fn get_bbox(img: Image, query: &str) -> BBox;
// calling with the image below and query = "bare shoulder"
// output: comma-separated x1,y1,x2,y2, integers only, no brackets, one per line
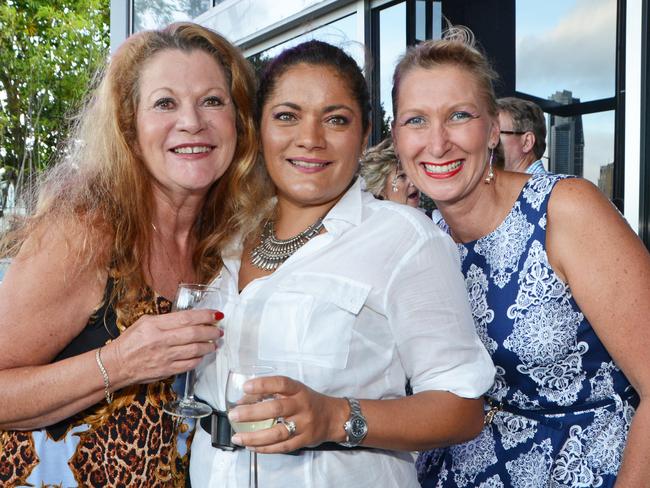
548,177,619,221
546,177,638,255
546,175,649,297
0,217,109,368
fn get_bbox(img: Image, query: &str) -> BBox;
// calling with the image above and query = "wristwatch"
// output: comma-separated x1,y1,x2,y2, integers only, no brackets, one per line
341,397,368,447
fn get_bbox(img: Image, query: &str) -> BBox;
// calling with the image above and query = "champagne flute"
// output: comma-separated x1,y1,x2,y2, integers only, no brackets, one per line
226,365,276,488
163,283,219,418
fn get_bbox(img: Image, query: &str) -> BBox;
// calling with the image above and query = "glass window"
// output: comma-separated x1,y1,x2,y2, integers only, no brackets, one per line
547,108,615,198
432,1,442,40
259,15,358,62
249,14,359,80
379,2,406,136
416,0,426,42
516,0,617,195
132,0,212,33
585,111,615,199
415,0,442,43
515,0,616,102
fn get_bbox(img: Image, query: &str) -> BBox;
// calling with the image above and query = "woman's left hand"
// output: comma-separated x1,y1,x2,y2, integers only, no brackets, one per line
228,375,346,453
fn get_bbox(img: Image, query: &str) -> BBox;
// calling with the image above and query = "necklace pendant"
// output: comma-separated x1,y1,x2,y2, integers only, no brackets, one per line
250,218,324,271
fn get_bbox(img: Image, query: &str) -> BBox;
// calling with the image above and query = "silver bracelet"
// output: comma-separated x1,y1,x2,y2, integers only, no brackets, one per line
95,347,114,404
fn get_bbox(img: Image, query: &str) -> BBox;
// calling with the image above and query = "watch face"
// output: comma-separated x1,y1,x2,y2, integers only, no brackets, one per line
351,416,367,437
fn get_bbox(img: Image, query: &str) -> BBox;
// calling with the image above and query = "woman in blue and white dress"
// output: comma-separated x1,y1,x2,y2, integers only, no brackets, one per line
391,26,650,487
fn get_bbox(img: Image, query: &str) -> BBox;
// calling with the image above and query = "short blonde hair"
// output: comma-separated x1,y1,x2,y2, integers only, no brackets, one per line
392,25,499,119
359,138,398,198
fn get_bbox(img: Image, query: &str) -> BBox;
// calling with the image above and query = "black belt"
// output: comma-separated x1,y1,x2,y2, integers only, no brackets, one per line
199,409,366,455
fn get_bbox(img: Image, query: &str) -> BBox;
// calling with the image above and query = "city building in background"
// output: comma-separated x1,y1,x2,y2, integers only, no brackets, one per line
599,162,616,197
110,0,650,247
548,90,585,176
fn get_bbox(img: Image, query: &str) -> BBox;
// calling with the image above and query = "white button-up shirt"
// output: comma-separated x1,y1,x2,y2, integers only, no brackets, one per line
191,179,495,488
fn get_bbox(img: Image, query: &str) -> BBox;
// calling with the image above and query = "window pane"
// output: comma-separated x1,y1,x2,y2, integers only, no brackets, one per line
416,0,426,42
415,1,443,43
586,111,615,199
248,14,359,90
261,14,358,62
132,0,212,32
379,2,406,135
432,1,442,39
548,108,614,198
516,0,616,102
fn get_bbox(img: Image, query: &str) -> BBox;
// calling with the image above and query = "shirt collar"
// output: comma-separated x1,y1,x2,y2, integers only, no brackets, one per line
322,177,364,233
526,159,547,174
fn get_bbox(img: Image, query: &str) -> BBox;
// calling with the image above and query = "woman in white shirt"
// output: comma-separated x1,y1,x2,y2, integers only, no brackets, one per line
191,40,495,488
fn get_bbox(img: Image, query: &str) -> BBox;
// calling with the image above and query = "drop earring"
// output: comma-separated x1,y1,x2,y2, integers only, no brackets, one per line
484,147,495,184
392,159,401,192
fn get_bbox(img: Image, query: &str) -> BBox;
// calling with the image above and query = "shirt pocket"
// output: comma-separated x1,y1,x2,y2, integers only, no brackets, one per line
258,273,371,370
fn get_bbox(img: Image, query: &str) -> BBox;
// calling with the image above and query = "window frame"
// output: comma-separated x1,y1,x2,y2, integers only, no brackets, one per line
641,0,650,246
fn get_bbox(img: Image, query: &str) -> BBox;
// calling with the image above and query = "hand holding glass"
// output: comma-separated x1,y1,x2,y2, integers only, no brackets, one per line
162,283,219,418
226,365,276,488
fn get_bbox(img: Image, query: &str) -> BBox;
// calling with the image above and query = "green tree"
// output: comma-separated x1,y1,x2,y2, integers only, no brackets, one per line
0,0,109,214
248,51,271,79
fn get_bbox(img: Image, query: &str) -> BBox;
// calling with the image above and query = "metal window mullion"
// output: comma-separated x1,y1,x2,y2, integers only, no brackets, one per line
641,0,650,247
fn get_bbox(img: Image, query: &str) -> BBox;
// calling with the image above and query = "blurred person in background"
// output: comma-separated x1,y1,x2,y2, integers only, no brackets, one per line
359,138,421,208
497,96,548,174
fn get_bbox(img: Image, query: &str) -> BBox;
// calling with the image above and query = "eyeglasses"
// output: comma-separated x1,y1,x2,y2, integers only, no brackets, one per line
500,130,526,135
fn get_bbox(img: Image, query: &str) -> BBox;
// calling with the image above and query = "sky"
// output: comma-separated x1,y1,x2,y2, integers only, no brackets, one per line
516,0,616,184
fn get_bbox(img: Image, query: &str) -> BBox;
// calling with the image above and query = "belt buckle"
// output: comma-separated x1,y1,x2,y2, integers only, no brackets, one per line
484,397,502,426
210,411,237,451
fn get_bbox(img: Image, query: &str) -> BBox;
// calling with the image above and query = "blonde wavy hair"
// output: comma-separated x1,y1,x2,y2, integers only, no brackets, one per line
358,138,398,198
1,22,269,319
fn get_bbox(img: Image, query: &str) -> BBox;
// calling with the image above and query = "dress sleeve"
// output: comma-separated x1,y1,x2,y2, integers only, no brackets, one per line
385,231,495,398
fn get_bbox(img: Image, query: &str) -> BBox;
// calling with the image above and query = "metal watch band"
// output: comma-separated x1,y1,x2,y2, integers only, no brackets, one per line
341,397,368,447
347,397,362,416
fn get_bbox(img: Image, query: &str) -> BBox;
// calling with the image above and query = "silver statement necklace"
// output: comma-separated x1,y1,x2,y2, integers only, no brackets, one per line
250,218,324,271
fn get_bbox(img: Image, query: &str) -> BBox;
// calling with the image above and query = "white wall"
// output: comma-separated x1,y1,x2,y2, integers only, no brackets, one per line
625,0,642,232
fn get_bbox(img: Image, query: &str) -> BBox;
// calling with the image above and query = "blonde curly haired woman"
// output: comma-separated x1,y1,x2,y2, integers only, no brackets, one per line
359,138,420,208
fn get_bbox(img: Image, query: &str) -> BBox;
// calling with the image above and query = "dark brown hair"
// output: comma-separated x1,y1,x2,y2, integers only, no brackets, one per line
257,40,371,133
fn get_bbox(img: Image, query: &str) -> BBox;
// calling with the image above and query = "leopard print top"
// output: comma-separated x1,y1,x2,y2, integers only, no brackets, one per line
0,281,194,487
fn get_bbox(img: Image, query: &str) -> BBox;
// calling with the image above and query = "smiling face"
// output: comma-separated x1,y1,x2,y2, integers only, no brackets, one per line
260,63,369,213
136,48,237,201
392,65,500,207
382,168,420,208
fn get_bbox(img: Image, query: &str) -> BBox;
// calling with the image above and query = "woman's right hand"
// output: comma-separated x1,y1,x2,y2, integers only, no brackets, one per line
107,309,224,388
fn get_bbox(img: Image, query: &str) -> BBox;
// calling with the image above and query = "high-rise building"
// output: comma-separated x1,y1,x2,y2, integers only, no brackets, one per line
548,90,585,177
598,162,615,198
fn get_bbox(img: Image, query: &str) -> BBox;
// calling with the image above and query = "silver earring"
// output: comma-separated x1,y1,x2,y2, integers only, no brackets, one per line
484,148,495,184
392,159,402,192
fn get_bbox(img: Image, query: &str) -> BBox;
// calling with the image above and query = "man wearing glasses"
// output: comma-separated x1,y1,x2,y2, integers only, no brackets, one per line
497,97,548,174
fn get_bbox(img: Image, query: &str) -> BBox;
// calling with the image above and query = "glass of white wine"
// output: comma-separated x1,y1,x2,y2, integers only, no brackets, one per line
163,283,219,419
226,364,276,488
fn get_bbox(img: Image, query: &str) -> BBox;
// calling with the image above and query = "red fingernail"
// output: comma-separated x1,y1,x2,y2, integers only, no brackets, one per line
214,311,225,321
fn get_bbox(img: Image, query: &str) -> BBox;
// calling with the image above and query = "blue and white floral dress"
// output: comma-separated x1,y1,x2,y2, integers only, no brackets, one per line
418,173,638,488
